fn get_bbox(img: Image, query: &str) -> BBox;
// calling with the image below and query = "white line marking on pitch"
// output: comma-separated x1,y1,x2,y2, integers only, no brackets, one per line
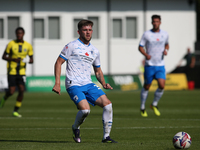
0,117,200,121
0,126,199,131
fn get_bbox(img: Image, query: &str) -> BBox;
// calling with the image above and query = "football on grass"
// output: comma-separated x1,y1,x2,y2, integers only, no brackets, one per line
173,131,192,149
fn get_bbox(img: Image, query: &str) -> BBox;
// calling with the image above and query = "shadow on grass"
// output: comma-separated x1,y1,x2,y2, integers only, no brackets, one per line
0,140,71,143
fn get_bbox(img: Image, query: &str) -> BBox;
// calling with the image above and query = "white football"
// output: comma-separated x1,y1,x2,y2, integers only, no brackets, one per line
173,131,192,149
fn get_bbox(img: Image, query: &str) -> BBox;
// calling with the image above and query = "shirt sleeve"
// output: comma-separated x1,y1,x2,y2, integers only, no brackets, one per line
59,44,73,61
165,33,169,45
93,51,101,68
139,33,146,47
28,43,34,56
5,41,13,54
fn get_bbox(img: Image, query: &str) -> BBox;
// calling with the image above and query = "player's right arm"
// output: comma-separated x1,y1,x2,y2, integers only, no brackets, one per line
2,42,21,62
2,51,21,62
138,32,151,60
52,44,71,94
52,56,65,95
27,43,34,64
138,46,151,60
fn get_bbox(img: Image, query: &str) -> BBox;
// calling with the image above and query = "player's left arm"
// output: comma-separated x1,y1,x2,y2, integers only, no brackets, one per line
28,44,34,64
93,67,113,90
163,43,169,56
163,33,169,55
28,55,33,64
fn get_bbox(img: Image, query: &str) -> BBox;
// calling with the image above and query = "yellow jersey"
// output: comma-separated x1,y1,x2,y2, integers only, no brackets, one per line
5,40,33,75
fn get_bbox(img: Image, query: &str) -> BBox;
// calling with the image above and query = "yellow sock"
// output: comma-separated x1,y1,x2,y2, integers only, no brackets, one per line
15,101,22,107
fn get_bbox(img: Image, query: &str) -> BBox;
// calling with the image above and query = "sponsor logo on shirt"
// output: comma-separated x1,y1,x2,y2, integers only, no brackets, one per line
80,54,93,63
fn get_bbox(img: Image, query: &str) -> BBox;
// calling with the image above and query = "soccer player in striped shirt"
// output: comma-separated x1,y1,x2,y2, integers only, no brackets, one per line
0,27,33,117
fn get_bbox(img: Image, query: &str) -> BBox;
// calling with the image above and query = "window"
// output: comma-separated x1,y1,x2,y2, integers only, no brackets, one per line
0,16,20,39
113,19,122,38
8,17,19,39
34,16,60,39
0,19,3,38
126,17,137,39
88,17,99,39
73,17,99,39
74,18,82,38
34,19,44,38
112,17,137,39
48,17,60,39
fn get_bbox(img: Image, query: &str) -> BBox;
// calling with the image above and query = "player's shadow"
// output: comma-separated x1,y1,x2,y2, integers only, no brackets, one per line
0,139,71,143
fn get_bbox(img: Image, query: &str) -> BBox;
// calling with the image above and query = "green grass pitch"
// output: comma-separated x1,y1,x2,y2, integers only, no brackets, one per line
0,90,199,150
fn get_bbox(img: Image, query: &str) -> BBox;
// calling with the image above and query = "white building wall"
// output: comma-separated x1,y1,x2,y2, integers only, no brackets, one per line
0,0,196,77
110,11,144,74
109,0,144,74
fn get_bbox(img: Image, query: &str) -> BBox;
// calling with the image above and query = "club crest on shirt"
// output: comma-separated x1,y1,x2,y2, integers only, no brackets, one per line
73,95,78,101
90,49,96,57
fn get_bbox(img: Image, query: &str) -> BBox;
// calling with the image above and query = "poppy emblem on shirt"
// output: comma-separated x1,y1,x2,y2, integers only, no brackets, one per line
156,38,159,41
85,52,89,56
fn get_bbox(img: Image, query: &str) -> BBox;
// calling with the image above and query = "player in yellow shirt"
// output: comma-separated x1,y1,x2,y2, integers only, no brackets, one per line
0,27,33,117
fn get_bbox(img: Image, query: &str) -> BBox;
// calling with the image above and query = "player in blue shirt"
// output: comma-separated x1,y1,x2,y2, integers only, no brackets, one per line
138,15,169,117
52,20,117,143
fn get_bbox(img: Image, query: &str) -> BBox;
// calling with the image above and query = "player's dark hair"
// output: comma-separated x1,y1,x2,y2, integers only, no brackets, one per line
78,19,93,30
15,27,25,34
151,15,161,21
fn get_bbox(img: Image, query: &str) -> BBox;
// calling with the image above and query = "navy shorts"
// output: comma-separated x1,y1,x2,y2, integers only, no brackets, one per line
8,75,26,87
144,66,166,85
67,83,105,106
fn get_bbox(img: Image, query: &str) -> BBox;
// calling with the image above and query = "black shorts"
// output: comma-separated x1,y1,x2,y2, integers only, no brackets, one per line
8,75,26,87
